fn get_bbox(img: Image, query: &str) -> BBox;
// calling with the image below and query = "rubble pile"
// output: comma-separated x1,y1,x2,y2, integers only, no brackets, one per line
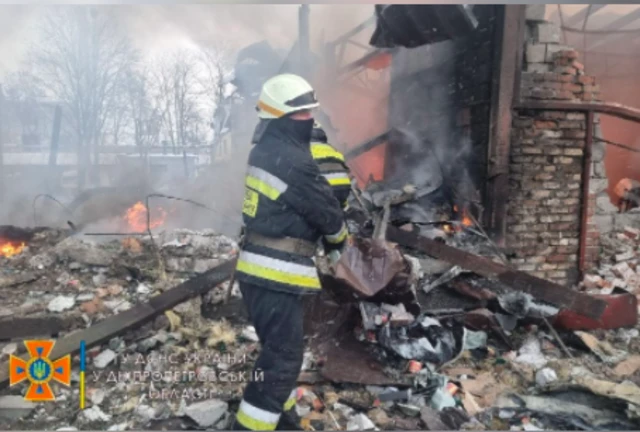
1,214,640,431
0,228,238,325
582,226,640,296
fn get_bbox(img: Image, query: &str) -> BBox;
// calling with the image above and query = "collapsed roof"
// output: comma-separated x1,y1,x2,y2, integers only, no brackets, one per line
370,5,479,49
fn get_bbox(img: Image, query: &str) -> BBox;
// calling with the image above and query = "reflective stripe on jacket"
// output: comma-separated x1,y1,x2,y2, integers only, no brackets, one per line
310,142,351,209
236,128,347,295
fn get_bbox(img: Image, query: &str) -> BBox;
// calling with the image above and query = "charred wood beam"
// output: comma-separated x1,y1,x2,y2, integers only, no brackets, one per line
486,5,525,245
0,315,83,341
0,259,237,390
344,130,390,161
386,225,607,320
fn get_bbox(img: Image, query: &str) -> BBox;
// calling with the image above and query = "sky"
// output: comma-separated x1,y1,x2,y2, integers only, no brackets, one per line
2,4,638,78
0,4,374,78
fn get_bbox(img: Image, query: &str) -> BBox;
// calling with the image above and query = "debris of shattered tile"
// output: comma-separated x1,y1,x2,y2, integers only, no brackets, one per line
93,349,117,369
47,295,76,312
575,331,627,364
347,413,377,431
534,368,558,387
79,406,111,423
463,330,488,351
514,335,547,369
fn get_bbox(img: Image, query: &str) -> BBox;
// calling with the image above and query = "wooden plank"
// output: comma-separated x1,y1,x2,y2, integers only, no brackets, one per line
344,131,390,161
0,316,81,341
0,259,236,390
386,226,607,320
485,5,525,245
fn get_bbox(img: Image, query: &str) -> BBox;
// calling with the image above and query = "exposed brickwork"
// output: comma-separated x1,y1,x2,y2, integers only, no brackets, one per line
508,19,601,286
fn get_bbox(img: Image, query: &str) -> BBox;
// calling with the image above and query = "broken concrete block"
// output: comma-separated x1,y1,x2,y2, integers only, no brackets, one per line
593,215,614,235
613,262,635,281
533,22,561,44
93,349,117,369
596,195,618,214
54,238,113,267
590,179,609,195
47,296,76,313
347,413,376,431
612,279,627,289
616,250,636,263
583,274,603,290
625,227,640,240
525,43,546,64
545,44,572,62
79,406,111,423
184,399,228,427
526,63,551,73
525,4,546,22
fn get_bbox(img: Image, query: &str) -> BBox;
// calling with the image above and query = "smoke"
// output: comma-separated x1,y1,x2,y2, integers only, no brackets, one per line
384,39,476,208
0,4,373,234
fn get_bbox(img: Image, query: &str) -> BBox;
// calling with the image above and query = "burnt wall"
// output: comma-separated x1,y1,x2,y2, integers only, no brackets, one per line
385,5,499,214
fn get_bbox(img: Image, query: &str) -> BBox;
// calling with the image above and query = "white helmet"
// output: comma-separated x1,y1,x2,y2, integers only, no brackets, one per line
256,74,319,119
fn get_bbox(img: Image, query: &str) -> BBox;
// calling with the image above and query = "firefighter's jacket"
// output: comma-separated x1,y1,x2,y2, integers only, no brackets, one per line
310,127,351,210
236,123,348,295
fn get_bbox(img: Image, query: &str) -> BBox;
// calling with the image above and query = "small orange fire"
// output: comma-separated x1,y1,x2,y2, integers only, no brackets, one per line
0,240,26,258
123,201,167,232
444,206,474,234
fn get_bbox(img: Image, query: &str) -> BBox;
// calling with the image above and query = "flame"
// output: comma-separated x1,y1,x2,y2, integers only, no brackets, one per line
461,210,473,227
0,240,26,258
123,201,167,232
445,205,474,234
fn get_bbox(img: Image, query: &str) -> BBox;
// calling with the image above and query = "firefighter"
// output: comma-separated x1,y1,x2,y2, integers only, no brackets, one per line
232,73,348,431
310,122,352,210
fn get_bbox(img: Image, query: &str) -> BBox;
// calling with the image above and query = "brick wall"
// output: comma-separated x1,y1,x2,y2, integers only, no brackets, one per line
507,11,602,286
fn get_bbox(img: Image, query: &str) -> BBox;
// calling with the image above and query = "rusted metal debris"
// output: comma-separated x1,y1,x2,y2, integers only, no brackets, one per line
0,259,236,390
315,334,411,387
386,225,607,320
552,290,638,330
331,237,407,298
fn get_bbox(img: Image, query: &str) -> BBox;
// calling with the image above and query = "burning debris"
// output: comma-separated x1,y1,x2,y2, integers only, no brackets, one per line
0,240,26,258
122,201,168,232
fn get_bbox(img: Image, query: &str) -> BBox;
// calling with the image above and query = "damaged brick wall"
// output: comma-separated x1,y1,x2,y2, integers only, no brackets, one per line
508,9,604,286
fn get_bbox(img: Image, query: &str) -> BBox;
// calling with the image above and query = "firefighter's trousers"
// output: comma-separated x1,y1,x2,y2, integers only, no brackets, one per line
232,282,304,431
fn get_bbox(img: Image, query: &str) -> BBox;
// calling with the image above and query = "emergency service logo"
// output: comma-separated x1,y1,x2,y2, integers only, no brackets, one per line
9,340,71,401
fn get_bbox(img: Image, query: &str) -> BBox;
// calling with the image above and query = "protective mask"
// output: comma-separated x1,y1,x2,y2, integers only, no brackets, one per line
270,117,314,144
288,118,314,144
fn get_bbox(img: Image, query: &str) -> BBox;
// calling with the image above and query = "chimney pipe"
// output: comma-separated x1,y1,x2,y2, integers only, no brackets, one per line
299,4,310,79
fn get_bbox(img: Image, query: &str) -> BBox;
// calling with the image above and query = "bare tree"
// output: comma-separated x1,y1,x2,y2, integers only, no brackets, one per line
3,70,47,148
123,67,161,164
28,6,138,189
198,43,234,164
148,50,204,154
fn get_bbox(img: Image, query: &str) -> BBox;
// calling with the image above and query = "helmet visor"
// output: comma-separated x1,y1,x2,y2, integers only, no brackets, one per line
284,91,318,108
